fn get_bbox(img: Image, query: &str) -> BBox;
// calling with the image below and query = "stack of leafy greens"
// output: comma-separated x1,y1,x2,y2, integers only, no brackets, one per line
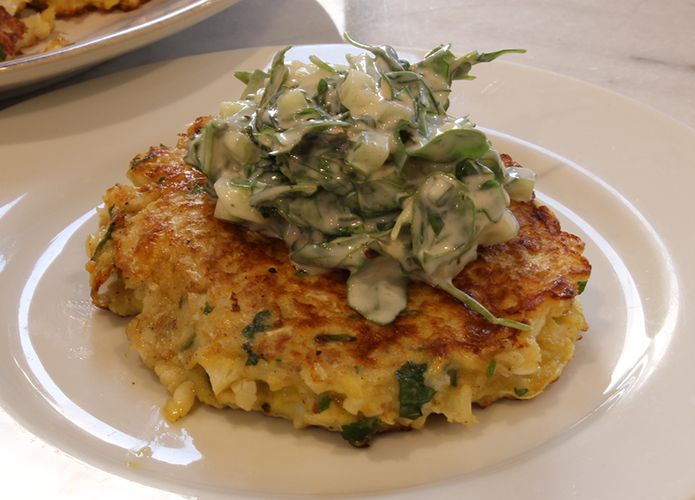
185,36,535,329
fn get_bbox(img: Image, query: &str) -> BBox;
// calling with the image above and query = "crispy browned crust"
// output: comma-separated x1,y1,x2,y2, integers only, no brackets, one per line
87,143,591,371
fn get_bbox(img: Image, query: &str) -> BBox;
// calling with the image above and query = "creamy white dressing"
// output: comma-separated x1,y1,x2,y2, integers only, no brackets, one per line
185,39,534,329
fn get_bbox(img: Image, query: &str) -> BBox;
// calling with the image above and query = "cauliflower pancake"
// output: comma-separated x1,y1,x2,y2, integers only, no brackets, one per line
86,140,590,446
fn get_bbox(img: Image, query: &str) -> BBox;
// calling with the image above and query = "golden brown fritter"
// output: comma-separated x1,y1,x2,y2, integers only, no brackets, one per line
86,138,591,445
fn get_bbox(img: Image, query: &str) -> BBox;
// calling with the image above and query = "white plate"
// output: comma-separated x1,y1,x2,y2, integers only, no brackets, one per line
1,45,693,499
0,0,239,94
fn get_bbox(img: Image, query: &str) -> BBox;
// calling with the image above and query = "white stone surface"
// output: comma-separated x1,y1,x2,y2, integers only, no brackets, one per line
5,0,694,128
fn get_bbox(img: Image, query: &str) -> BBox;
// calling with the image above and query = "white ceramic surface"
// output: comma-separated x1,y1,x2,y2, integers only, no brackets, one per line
0,0,239,93
0,45,693,499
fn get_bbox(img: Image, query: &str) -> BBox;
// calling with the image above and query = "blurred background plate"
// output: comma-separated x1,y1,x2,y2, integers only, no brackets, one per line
0,0,239,95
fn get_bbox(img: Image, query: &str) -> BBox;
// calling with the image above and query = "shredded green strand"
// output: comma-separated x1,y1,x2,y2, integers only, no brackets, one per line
187,37,529,329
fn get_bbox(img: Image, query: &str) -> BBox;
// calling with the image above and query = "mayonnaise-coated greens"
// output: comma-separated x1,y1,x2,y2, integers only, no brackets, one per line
185,36,532,328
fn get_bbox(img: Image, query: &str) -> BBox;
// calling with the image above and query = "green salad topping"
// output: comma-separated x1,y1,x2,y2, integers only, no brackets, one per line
185,36,535,328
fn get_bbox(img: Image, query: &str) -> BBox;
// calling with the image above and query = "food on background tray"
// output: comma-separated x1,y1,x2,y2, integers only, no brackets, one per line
0,0,149,61
86,38,591,446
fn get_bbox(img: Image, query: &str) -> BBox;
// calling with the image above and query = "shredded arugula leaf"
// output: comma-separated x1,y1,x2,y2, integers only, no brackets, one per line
91,207,115,261
486,359,497,378
189,37,530,330
309,55,337,74
234,71,252,84
203,302,214,315
577,280,588,294
514,387,528,397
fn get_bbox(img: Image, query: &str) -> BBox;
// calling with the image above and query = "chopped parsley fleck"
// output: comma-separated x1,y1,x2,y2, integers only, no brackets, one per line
91,209,115,261
180,334,196,351
486,359,497,378
447,368,458,387
314,333,357,344
340,417,380,447
242,310,272,340
577,280,588,294
243,342,262,365
203,302,214,315
241,310,272,365
317,393,332,413
514,387,528,397
395,362,436,420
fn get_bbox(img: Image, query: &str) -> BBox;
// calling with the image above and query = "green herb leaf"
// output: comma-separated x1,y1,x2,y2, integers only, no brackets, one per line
316,78,328,102
514,387,528,397
343,33,405,72
406,128,490,163
180,334,196,352
91,209,115,261
309,55,336,74
577,280,588,294
447,368,458,387
428,213,444,236
242,310,272,340
395,362,436,420
0,44,6,61
486,359,497,378
317,393,332,412
449,49,526,81
203,302,214,315
437,279,531,331
314,334,357,344
234,71,252,84
241,310,272,365
243,342,262,365
239,69,269,98
259,45,291,110
340,417,381,447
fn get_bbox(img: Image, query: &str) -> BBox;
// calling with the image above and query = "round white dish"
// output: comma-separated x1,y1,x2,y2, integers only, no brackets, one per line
0,45,693,499
0,0,239,94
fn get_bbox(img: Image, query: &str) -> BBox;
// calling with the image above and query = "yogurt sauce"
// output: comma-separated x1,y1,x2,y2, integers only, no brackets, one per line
185,37,533,328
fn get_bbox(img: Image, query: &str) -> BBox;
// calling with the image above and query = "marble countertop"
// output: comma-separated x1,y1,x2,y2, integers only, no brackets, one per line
4,0,695,129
